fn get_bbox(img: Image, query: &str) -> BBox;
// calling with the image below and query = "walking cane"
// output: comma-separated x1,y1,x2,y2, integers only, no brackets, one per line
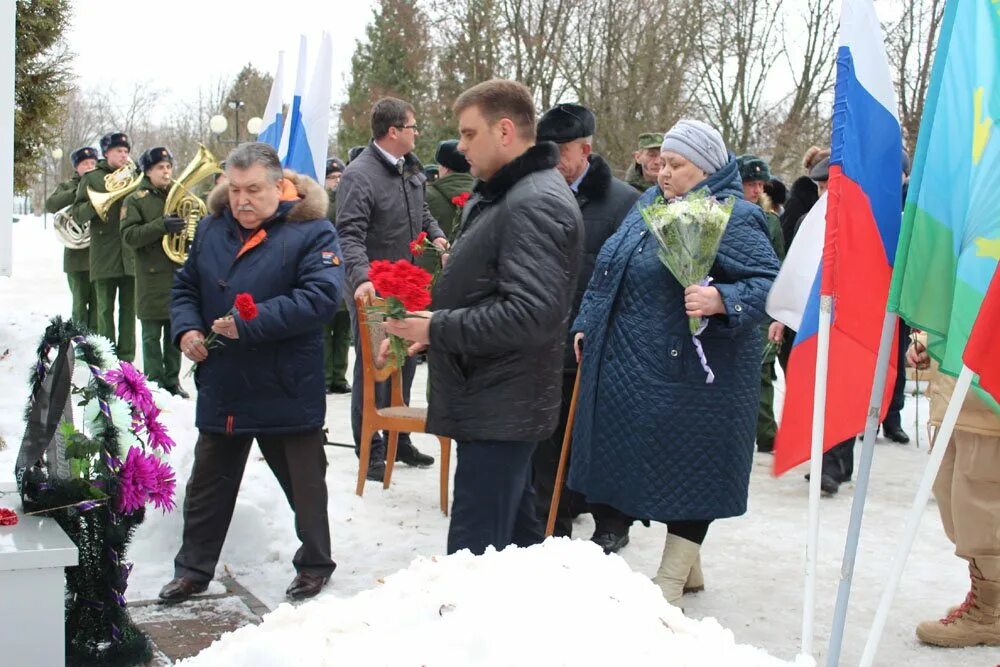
546,367,582,537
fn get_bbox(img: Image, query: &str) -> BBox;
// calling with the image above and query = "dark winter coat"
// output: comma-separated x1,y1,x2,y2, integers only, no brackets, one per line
73,159,136,280
426,171,475,241
563,154,639,369
45,175,89,273
335,141,446,292
780,176,819,251
120,177,176,320
426,143,584,442
567,157,780,521
171,170,344,435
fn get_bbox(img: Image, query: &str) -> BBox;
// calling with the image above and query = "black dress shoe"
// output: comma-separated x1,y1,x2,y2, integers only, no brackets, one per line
396,442,434,467
158,577,209,604
883,425,910,444
163,384,191,399
366,459,386,482
820,473,841,495
328,382,351,394
286,572,329,600
591,529,630,554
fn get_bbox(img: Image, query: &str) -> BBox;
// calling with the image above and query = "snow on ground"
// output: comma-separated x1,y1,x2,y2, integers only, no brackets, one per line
178,539,803,667
0,217,992,665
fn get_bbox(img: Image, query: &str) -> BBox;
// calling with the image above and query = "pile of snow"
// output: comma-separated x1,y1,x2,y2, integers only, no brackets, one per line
181,539,802,667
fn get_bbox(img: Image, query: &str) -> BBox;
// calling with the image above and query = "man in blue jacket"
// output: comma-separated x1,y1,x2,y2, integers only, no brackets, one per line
161,143,344,602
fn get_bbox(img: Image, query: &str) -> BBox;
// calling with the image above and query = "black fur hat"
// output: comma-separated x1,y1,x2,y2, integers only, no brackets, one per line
325,156,346,175
537,103,596,144
138,146,173,173
71,146,99,167
99,132,131,155
347,145,365,164
434,140,470,173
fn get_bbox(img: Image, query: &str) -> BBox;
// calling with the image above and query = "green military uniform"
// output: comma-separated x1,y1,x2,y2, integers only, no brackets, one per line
626,132,664,193
45,175,96,329
425,171,475,243
120,177,181,389
323,188,351,390
73,160,136,361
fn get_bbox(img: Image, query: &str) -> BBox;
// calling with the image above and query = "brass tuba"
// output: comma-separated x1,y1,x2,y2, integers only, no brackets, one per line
53,206,90,249
162,144,222,265
87,158,143,222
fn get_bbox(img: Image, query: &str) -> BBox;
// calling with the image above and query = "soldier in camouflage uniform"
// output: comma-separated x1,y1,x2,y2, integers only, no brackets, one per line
736,154,786,453
45,146,99,329
624,132,664,192
72,132,137,362
120,147,189,397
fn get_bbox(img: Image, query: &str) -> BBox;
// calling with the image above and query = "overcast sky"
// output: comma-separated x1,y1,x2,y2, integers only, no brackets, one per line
67,0,376,124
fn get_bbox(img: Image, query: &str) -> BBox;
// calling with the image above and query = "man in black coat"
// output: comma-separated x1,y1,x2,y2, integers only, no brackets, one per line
336,97,448,481
162,143,343,602
532,103,639,553
384,80,584,555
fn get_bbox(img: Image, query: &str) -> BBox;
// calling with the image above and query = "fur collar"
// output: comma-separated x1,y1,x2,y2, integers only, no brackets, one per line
474,142,560,201
207,169,328,222
576,154,613,200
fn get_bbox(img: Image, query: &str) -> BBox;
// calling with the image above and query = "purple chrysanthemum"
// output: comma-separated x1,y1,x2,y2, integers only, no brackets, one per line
104,362,155,418
115,447,176,514
143,406,176,453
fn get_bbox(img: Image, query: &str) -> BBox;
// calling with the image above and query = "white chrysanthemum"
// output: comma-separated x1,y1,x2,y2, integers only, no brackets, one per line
83,396,142,451
84,334,119,369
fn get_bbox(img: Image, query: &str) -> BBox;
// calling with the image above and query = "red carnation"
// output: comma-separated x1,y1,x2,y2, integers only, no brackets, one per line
409,231,429,256
451,192,471,208
370,259,432,312
0,508,17,526
234,292,259,320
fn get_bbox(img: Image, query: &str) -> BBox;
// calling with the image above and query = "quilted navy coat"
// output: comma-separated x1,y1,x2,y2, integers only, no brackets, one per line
171,171,344,435
567,158,779,521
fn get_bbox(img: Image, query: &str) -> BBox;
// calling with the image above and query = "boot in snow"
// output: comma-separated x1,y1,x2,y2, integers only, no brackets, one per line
916,559,1000,648
652,534,701,606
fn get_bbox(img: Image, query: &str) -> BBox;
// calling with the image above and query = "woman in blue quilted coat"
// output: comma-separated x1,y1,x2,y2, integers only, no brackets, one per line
568,120,779,605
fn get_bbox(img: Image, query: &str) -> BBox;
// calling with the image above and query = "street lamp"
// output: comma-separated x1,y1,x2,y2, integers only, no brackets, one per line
246,116,263,136
210,100,260,145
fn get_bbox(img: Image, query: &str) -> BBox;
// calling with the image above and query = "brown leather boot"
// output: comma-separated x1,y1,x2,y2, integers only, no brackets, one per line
916,561,1000,648
158,577,209,604
286,571,329,600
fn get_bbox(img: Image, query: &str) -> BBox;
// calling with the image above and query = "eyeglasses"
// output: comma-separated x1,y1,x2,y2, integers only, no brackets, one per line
395,124,419,132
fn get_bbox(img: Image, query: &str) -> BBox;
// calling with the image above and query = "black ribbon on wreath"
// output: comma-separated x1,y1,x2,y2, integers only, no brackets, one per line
15,318,152,666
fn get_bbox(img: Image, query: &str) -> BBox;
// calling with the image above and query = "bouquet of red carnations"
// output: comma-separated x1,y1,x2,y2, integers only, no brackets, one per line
367,259,433,366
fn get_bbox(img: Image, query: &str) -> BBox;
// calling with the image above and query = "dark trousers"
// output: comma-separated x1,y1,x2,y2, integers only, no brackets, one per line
140,319,180,388
323,302,351,387
823,437,856,483
668,520,712,545
882,322,911,431
93,276,136,362
448,440,545,555
67,270,96,330
173,429,335,582
348,300,416,454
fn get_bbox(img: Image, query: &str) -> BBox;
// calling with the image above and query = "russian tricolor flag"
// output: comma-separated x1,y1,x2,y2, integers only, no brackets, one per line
256,51,286,150
772,0,903,475
279,33,332,183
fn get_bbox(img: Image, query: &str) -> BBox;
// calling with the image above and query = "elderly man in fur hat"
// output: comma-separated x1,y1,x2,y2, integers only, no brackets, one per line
163,142,344,602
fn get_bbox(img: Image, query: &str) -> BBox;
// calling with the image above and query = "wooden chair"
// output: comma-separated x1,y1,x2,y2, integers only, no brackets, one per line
354,296,452,515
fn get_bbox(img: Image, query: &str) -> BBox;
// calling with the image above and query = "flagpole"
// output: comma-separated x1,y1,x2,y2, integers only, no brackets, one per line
801,294,833,659
859,364,975,667
825,311,897,666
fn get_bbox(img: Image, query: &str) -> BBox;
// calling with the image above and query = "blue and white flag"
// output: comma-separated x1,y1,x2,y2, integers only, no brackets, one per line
277,35,307,166
280,33,332,182
256,51,286,150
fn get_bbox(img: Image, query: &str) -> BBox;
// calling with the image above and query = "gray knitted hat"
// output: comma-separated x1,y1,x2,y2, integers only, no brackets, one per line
660,119,728,175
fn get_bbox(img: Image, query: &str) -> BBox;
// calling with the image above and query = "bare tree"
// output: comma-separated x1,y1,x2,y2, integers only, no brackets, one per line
886,0,945,153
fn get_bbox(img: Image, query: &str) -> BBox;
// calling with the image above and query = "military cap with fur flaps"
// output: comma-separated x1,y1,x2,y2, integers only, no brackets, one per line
537,103,596,144
99,132,130,155
325,157,346,175
434,140,470,173
736,154,772,182
71,147,99,167
139,147,174,173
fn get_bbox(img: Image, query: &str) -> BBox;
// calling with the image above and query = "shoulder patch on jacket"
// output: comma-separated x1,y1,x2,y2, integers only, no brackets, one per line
321,250,340,266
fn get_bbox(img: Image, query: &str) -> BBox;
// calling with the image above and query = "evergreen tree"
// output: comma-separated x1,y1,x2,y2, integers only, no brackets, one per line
218,64,273,142
14,0,72,192
338,0,443,161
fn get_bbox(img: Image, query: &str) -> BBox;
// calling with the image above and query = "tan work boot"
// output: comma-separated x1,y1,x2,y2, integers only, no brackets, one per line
684,552,705,594
916,561,1000,648
652,534,701,606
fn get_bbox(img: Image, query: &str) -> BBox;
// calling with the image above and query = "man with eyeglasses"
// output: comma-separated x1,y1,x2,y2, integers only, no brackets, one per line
336,97,448,482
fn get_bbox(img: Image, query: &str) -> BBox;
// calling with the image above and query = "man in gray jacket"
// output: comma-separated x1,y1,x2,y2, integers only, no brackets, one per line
336,97,448,481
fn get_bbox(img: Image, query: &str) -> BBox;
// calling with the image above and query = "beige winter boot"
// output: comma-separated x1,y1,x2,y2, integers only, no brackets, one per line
684,552,705,594
916,560,1000,648
652,534,702,606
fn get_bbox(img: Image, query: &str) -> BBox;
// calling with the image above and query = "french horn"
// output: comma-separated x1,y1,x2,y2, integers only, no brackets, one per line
53,206,90,249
